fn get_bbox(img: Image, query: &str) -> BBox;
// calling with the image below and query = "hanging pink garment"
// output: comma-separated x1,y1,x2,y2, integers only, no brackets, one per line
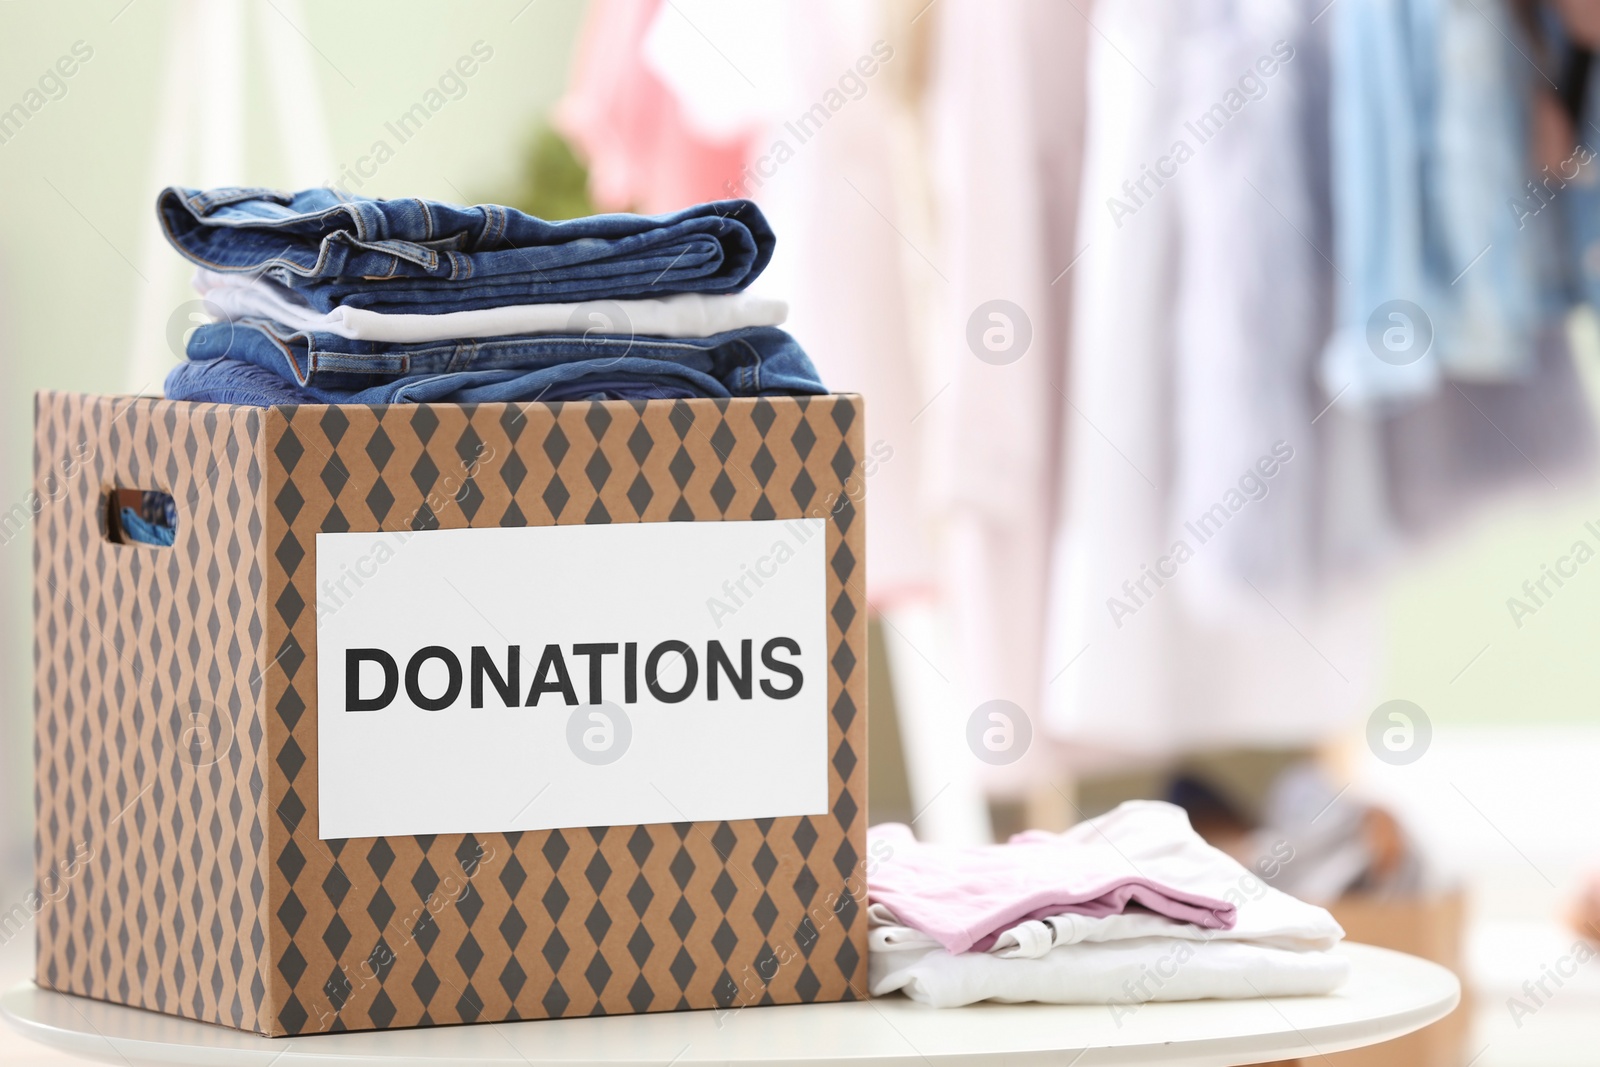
752,2,939,608
924,0,1088,787
553,0,754,214
564,0,940,608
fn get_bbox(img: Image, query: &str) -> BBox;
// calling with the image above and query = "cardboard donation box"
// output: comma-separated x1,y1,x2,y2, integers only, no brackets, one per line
33,391,868,1035
1324,891,1470,1067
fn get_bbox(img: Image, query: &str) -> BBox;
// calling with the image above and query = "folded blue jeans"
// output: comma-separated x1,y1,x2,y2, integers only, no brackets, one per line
157,187,775,313
186,319,825,397
164,347,825,406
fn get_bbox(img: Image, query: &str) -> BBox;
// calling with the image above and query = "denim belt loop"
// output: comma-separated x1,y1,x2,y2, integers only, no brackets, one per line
344,199,387,242
479,204,508,250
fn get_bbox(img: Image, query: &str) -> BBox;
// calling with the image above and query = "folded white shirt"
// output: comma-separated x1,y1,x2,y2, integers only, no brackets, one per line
191,269,789,342
869,934,1351,1009
867,800,1347,1008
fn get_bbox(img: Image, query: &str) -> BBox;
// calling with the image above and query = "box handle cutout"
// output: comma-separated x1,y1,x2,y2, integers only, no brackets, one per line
106,489,178,547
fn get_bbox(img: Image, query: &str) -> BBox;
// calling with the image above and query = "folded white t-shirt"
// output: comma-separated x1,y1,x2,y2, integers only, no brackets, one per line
868,801,1345,959
192,269,789,342
870,935,1351,1009
866,800,1347,1008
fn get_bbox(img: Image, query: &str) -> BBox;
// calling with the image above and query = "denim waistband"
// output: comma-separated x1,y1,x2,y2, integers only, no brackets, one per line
158,186,776,313
186,318,826,397
162,352,798,407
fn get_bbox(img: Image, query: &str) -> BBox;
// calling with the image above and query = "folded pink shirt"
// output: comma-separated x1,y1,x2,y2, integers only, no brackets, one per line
868,801,1239,954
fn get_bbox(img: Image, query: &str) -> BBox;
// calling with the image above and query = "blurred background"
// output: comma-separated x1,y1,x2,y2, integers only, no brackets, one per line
5,0,1600,1063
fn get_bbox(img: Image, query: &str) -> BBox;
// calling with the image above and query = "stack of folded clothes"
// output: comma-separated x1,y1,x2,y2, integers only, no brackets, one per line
868,801,1348,1009
155,186,827,406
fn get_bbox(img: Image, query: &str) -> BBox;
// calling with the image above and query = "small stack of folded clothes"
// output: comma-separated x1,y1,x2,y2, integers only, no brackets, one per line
868,801,1348,1009
154,186,827,406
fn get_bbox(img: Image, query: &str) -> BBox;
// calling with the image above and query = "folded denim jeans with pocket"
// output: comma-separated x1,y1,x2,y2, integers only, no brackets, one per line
185,318,825,397
165,335,826,407
164,356,715,406
158,186,776,313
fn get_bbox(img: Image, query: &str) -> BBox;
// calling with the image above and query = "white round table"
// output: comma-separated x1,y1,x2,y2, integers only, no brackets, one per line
3,942,1458,1067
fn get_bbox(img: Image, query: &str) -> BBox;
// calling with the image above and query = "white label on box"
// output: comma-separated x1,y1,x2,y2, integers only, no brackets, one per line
314,519,829,839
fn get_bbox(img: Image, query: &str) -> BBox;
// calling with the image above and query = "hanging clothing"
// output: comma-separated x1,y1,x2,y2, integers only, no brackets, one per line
1323,0,1596,542
1043,0,1386,755
1042,0,1597,755
1381,322,1596,539
922,0,1087,781
1320,0,1568,406
741,0,942,606
1548,20,1600,312
553,0,755,214
555,0,945,606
